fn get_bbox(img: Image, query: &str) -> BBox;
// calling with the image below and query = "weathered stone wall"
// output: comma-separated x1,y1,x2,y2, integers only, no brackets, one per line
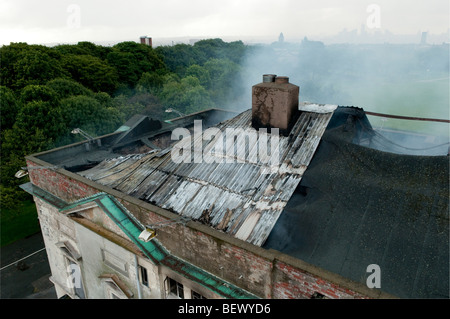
27,157,385,299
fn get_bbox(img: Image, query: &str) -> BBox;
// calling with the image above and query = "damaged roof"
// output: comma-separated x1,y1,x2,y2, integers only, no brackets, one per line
264,109,449,298
77,104,337,246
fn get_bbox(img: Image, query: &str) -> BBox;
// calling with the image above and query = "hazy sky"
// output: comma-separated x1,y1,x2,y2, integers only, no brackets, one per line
0,0,448,45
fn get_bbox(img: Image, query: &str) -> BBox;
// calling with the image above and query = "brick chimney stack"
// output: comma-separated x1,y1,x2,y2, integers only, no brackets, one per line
140,36,153,47
252,75,300,135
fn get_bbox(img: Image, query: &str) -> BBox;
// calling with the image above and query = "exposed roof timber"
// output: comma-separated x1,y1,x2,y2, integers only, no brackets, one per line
78,105,337,246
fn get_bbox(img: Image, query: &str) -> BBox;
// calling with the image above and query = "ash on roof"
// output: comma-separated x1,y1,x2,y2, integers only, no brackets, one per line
78,105,336,246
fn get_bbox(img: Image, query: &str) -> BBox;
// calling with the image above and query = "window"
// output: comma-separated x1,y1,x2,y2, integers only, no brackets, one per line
139,266,148,287
168,277,184,299
192,290,207,299
101,249,128,277
99,274,134,299
111,293,121,299
57,241,82,261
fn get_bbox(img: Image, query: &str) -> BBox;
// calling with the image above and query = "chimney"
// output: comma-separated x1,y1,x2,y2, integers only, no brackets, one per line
252,75,300,135
140,36,153,48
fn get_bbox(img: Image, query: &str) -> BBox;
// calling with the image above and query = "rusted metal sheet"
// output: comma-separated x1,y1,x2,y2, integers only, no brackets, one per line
78,105,336,246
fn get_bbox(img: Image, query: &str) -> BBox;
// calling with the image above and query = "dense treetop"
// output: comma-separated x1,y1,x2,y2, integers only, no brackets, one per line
0,39,250,208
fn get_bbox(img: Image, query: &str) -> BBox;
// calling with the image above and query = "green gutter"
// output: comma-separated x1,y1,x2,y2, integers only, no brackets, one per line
20,183,67,210
93,195,167,264
20,182,258,299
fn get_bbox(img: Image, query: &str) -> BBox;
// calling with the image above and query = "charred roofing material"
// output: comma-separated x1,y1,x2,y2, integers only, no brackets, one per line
263,112,449,298
77,105,338,246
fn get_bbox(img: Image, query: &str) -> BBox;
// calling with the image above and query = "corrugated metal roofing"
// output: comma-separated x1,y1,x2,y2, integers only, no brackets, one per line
78,106,337,246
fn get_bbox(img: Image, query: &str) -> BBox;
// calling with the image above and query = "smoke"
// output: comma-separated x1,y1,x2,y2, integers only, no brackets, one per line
230,39,449,155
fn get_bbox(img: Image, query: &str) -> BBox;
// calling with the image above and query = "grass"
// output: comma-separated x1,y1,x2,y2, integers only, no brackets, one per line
1,200,40,247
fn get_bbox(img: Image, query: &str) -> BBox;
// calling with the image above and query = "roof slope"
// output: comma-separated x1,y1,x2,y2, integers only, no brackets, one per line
78,105,337,246
263,116,449,298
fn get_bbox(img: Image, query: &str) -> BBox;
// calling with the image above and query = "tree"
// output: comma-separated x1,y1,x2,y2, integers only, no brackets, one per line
113,42,165,70
59,95,123,137
160,75,214,114
11,47,69,90
106,51,141,86
20,84,59,106
107,42,166,88
1,127,50,209
54,44,91,56
203,58,241,107
61,54,119,94
46,78,94,100
0,43,27,88
14,100,66,141
76,41,113,60
155,43,206,75
0,86,21,130
185,64,211,88
194,39,247,64
136,71,167,95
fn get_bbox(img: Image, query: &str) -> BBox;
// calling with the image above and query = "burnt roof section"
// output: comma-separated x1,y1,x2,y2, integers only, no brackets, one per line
36,108,237,171
76,104,338,246
263,109,449,298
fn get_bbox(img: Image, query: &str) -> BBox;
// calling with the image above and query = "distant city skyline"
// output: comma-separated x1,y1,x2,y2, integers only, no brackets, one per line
0,0,448,46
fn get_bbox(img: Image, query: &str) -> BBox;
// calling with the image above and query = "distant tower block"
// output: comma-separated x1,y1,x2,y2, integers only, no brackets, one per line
420,32,428,45
140,36,153,47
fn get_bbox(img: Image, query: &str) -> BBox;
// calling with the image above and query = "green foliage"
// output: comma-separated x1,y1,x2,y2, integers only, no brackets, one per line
194,38,247,64
156,43,206,74
113,42,165,70
0,185,22,211
46,78,94,99
15,100,65,140
0,86,21,129
160,75,214,114
137,71,167,95
0,127,49,209
20,84,59,106
185,64,211,88
106,51,141,86
12,47,69,90
0,43,68,90
0,42,29,88
61,54,119,94
59,95,123,137
107,42,166,88
112,92,165,121
203,58,241,107
155,39,248,76
53,44,91,56
0,39,249,233
1,199,39,246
